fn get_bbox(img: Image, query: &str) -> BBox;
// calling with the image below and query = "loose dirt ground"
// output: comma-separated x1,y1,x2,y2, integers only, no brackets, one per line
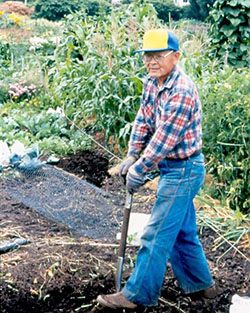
0,150,249,313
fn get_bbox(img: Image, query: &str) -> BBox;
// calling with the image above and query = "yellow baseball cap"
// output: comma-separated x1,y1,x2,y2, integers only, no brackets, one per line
134,29,179,53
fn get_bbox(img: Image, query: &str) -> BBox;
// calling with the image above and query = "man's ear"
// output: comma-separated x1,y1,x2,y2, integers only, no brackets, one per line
174,51,181,61
172,51,181,65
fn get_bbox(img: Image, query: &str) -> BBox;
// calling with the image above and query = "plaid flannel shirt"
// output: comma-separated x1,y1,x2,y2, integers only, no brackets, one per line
128,65,202,175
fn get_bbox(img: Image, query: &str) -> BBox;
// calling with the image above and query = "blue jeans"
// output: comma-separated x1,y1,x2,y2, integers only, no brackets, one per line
122,153,214,306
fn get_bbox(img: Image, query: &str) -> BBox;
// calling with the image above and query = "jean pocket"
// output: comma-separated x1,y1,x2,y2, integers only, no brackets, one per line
190,162,205,183
192,160,204,166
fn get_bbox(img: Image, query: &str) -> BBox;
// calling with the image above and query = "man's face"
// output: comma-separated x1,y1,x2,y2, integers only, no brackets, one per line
143,50,180,85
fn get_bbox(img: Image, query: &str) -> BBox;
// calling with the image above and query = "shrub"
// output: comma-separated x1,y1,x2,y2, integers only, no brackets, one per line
147,0,183,21
183,0,215,21
33,0,81,21
82,0,111,17
33,0,111,21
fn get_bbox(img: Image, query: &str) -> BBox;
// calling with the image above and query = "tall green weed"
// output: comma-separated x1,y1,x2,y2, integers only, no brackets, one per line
50,1,160,148
200,67,249,213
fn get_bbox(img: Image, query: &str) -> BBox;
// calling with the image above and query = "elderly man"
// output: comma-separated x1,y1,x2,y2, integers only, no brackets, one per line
97,29,216,309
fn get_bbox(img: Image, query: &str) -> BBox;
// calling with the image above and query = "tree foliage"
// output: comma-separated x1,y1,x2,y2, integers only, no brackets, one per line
33,0,111,21
121,0,184,21
81,0,111,17
184,0,215,21
32,0,215,22
146,0,183,21
33,0,80,21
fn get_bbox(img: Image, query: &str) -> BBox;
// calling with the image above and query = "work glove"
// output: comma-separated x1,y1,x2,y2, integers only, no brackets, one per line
119,156,137,183
126,166,145,194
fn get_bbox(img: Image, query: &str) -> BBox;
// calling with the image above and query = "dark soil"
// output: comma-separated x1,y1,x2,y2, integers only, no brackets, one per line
0,149,249,313
56,150,110,187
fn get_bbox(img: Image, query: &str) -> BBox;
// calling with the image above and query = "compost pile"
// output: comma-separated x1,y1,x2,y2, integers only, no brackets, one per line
0,150,249,313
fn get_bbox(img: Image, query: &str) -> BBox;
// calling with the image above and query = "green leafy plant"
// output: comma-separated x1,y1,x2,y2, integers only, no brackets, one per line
0,103,91,155
209,0,250,67
199,67,249,213
50,1,159,150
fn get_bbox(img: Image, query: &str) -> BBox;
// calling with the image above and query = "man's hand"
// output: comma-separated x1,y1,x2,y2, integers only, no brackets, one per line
119,156,137,183
126,166,145,194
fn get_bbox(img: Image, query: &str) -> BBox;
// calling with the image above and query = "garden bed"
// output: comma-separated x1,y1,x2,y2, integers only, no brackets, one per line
0,149,249,313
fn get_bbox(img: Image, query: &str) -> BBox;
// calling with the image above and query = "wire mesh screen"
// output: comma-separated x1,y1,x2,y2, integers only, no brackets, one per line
3,165,122,240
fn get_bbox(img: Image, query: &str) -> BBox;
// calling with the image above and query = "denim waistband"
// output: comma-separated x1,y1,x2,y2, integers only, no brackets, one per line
165,150,201,161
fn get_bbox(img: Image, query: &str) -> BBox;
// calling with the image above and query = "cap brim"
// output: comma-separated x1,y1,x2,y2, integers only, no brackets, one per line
133,48,176,54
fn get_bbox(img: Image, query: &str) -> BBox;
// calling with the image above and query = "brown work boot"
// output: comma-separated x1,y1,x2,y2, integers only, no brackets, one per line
97,292,137,309
185,285,217,300
201,285,217,299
